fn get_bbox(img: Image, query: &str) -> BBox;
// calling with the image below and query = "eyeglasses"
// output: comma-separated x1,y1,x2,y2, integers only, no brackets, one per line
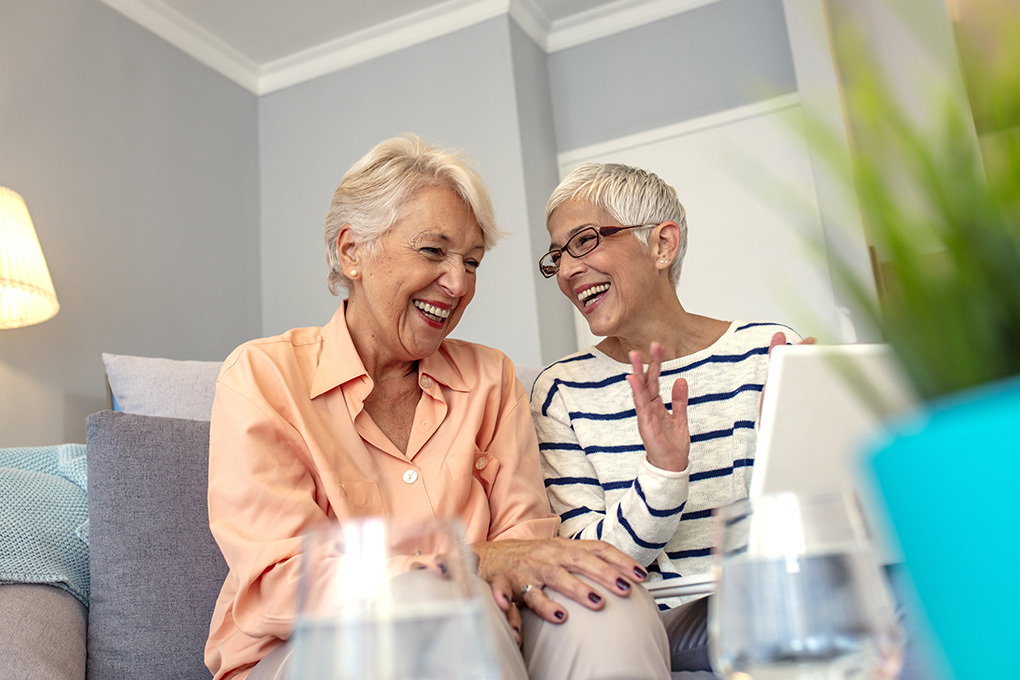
538,224,655,278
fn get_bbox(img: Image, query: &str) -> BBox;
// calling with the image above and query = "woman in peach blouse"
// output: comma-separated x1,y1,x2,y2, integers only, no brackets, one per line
205,134,673,680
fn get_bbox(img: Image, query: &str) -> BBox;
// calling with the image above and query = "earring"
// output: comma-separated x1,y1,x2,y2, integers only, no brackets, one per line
660,259,670,264
350,269,358,277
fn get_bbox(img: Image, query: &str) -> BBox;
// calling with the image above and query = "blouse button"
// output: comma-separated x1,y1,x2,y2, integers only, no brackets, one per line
474,457,488,471
421,376,432,389
402,469,419,485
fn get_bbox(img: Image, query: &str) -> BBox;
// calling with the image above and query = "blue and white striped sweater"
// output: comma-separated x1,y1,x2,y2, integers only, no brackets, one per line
530,321,799,608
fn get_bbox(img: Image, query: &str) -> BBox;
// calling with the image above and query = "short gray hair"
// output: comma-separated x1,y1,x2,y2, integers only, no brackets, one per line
545,163,687,286
324,133,503,295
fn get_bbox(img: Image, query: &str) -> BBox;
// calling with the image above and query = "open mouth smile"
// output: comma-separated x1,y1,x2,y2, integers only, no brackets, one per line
577,283,609,309
413,300,452,324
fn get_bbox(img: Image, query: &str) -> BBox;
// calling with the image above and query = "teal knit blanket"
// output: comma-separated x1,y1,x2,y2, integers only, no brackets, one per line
0,444,89,606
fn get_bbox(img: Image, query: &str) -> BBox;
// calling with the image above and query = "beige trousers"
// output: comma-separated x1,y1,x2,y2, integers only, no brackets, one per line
248,572,670,680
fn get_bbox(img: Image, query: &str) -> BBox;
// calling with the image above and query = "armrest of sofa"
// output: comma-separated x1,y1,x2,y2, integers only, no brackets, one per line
0,584,87,680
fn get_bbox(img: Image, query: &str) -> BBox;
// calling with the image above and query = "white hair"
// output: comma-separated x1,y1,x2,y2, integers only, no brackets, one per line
324,133,504,295
546,163,687,286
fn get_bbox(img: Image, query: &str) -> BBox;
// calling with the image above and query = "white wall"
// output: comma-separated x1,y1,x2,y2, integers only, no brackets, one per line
0,0,262,446
560,97,851,347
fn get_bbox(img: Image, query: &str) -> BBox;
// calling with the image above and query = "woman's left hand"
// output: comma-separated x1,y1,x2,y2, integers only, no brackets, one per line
627,342,690,473
473,537,648,626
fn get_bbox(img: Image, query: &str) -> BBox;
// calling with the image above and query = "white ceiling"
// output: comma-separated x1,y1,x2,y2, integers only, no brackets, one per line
95,0,719,94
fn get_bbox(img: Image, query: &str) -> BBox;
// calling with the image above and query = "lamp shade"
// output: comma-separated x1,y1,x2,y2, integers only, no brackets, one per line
0,186,59,329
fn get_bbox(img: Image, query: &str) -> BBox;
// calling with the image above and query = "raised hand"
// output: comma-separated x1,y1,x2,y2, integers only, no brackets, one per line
626,342,690,473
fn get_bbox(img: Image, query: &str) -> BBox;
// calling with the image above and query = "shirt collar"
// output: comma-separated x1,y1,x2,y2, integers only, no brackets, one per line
420,343,470,393
310,301,471,399
309,302,367,400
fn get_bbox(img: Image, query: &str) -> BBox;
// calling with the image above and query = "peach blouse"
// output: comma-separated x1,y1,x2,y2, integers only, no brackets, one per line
205,305,558,680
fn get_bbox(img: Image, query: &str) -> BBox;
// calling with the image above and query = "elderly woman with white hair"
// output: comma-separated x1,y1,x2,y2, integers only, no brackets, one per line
204,137,675,680
531,162,806,672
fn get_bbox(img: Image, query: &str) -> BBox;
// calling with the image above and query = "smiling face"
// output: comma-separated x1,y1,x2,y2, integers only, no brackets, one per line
546,198,661,339
344,183,485,370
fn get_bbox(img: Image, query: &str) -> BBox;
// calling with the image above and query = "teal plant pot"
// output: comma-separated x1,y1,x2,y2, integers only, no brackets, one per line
868,377,1020,680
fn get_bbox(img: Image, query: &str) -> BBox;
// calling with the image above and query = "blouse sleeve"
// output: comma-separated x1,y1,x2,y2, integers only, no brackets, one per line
207,349,327,642
479,359,560,542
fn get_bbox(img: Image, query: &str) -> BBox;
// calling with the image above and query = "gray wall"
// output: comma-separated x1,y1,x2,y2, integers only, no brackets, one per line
548,0,798,152
509,21,577,364
0,0,261,446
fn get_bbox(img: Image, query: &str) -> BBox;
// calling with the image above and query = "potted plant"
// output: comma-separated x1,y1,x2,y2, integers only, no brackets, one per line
813,6,1019,679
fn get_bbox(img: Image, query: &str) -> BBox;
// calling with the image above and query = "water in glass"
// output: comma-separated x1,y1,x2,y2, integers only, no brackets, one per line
710,491,903,680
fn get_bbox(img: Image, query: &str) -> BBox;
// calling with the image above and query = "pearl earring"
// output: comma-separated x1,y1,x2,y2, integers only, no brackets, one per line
350,269,357,277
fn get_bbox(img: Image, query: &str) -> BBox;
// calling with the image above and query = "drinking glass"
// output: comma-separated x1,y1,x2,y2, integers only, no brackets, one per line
709,491,904,680
290,517,501,680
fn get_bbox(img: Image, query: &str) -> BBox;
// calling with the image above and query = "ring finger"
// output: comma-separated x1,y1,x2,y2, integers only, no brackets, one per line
519,583,568,624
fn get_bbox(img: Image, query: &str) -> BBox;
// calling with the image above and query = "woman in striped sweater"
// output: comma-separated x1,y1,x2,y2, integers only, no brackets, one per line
530,162,804,672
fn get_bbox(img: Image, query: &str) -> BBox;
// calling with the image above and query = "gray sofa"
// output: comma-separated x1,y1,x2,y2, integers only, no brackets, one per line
0,410,225,680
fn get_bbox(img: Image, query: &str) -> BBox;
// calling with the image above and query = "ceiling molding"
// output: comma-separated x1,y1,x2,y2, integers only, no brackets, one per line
257,0,508,95
97,0,722,95
508,0,552,51
545,0,723,51
95,0,260,92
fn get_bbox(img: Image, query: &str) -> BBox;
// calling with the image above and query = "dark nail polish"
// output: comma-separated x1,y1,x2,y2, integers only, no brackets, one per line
588,592,602,604
554,610,565,620
616,578,631,591
633,566,648,579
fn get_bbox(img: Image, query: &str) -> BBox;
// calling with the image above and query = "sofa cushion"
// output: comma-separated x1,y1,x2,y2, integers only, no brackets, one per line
102,353,222,421
85,410,226,680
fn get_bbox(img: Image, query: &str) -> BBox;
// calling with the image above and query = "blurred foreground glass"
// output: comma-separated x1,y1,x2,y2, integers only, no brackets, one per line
291,518,501,680
710,491,903,680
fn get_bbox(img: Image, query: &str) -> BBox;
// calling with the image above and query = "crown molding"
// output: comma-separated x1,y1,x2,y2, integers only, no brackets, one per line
506,0,551,49
258,0,507,95
545,0,723,52
95,0,260,92
96,0,723,95
557,92,801,167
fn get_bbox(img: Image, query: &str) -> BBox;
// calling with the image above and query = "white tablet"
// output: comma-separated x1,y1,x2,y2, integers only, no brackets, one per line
752,343,919,563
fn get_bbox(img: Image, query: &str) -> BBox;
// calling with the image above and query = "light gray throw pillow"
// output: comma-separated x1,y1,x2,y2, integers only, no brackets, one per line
102,353,222,421
85,410,226,680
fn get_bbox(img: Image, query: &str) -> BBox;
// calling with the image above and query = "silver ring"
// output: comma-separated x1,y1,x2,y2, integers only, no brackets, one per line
520,583,535,598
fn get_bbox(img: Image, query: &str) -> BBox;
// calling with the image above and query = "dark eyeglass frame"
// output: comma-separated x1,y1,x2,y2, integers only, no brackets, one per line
539,224,656,278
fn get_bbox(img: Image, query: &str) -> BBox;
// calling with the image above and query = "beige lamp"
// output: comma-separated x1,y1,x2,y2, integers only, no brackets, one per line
0,185,59,329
